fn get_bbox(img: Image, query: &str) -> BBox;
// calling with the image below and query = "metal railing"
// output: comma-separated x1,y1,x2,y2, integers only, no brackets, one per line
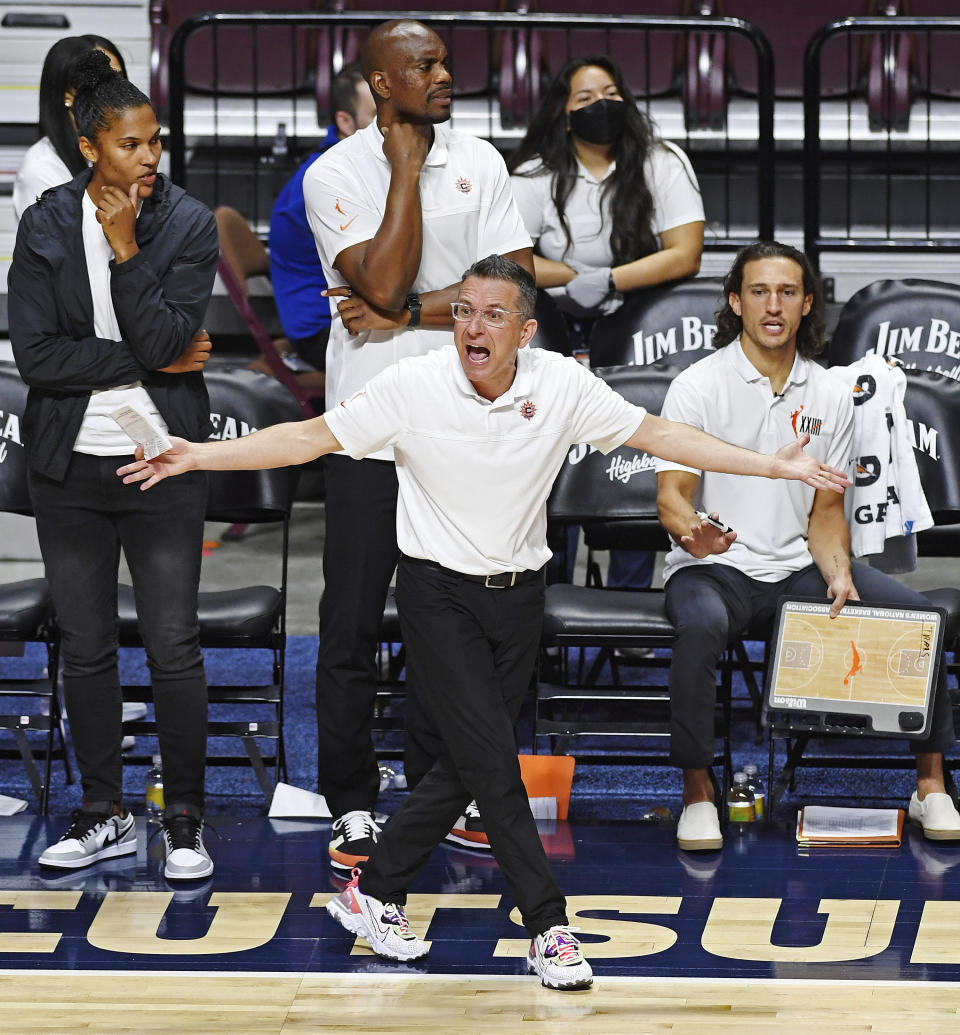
804,16,960,272
167,10,775,243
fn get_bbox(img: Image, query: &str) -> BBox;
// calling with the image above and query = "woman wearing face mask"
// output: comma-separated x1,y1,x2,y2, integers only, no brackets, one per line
13,34,127,224
508,54,704,334
510,56,704,590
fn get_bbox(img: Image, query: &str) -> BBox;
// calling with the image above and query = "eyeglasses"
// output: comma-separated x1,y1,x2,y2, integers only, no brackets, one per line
450,302,526,328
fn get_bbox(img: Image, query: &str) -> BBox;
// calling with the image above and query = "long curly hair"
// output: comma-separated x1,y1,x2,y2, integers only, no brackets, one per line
39,36,128,175
714,241,826,358
507,55,662,267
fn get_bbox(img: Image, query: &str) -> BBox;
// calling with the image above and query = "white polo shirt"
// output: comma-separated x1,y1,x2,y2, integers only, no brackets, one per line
324,345,645,575
510,141,704,315
656,339,854,583
304,120,531,460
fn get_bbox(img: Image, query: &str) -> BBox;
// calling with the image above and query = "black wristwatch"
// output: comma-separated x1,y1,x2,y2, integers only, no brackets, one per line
405,293,422,328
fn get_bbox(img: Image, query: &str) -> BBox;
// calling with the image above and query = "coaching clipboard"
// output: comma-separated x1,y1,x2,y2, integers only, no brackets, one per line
761,597,946,739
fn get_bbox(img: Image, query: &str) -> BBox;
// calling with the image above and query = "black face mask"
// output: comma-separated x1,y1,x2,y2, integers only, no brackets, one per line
568,97,627,145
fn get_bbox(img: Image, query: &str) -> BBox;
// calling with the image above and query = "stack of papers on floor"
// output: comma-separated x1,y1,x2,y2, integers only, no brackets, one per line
796,805,905,848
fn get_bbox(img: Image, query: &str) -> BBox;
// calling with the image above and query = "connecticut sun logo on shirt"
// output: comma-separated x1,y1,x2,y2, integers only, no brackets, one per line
519,400,537,421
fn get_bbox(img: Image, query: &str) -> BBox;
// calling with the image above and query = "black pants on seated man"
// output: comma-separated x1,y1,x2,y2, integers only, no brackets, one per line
665,561,956,768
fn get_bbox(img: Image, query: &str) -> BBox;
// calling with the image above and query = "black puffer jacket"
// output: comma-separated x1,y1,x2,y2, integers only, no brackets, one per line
8,170,218,481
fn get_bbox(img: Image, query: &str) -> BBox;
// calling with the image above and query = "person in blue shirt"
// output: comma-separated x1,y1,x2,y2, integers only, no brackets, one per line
268,63,376,370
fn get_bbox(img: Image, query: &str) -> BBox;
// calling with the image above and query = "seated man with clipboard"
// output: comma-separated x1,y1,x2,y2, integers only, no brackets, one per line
655,242,959,852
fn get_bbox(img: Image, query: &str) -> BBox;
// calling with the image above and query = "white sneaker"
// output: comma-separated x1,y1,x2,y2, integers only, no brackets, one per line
39,810,137,870
908,791,960,841
677,801,723,851
326,869,428,961
527,925,593,990
162,810,214,880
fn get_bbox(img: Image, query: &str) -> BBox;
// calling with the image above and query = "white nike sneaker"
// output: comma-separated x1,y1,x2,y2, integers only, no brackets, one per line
527,925,594,990
326,869,428,961
39,810,137,870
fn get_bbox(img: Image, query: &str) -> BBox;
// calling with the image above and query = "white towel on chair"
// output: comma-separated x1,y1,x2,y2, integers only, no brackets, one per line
827,354,933,567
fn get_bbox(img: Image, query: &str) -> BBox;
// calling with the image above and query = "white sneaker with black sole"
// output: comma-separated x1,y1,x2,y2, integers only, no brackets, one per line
328,810,382,872
528,925,594,990
162,809,214,880
326,869,428,961
38,810,137,870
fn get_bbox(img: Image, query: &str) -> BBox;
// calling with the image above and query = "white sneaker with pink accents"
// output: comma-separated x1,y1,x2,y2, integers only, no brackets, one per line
527,924,594,990
326,868,428,962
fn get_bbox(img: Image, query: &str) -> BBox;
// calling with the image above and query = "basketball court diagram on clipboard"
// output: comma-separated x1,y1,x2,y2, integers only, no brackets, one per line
763,598,946,738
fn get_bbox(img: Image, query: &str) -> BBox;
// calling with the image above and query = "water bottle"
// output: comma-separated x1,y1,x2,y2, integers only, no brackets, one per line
743,763,766,820
727,771,756,829
145,754,164,819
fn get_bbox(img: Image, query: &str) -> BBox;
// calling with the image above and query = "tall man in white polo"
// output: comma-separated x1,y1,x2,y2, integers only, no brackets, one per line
302,19,533,870
656,241,960,852
118,254,848,988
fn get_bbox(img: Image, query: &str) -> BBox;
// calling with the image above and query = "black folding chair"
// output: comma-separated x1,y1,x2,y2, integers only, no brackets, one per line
0,363,71,813
588,278,724,371
537,366,735,787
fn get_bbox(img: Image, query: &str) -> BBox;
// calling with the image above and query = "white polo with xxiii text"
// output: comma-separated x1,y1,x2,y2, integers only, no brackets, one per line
656,339,854,582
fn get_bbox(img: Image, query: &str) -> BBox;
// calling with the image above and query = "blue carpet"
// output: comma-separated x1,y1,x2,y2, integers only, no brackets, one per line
0,636,946,822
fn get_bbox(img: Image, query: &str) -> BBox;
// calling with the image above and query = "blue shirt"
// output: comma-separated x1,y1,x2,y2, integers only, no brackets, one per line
269,125,339,341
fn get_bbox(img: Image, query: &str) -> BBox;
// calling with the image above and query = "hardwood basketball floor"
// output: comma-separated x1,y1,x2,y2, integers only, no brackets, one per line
3,813,960,1031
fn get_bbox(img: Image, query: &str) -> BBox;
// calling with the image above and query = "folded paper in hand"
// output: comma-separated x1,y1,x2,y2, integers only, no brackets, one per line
110,404,172,460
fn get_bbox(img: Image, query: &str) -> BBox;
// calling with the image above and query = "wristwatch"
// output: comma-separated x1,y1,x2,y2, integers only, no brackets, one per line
405,293,422,328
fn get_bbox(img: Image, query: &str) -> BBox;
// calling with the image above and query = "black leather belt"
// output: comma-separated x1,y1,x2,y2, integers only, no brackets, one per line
402,556,542,589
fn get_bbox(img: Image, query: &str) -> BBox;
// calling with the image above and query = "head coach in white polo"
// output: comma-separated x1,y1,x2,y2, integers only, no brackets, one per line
118,254,848,989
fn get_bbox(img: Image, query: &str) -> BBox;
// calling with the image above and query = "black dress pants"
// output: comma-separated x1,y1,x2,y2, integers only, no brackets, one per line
316,455,438,814
358,558,568,938
29,453,208,811
665,560,957,769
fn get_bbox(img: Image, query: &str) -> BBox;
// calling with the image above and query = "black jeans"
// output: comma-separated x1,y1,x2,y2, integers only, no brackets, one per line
664,561,957,769
359,558,568,938
29,452,208,811
316,455,437,814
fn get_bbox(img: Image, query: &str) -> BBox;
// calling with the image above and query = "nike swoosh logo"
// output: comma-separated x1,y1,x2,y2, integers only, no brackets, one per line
339,216,357,231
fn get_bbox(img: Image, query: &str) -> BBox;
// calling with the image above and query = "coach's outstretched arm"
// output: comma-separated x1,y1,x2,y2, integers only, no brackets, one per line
117,416,342,491
627,414,850,494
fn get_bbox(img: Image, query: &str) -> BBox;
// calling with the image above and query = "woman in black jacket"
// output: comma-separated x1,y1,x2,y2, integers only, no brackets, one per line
8,50,218,880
